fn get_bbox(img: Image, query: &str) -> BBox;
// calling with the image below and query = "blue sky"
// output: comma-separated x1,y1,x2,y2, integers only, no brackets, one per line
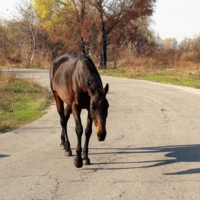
1,0,200,42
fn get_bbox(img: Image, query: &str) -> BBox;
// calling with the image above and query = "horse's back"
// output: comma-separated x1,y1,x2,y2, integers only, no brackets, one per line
50,53,76,91
50,54,76,80
49,53,103,106
75,53,103,90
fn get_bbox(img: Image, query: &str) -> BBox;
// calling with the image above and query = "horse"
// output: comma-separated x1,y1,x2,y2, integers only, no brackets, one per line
49,53,109,168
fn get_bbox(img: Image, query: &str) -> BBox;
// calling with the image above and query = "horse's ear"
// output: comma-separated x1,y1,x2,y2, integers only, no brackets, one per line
103,83,109,95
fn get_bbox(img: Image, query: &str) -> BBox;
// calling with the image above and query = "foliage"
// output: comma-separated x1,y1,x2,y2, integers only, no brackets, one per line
88,0,156,68
32,0,73,31
0,0,157,67
31,0,157,67
1,0,200,71
164,38,178,49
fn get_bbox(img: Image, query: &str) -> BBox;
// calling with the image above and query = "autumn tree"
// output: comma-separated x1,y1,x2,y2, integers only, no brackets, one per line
89,0,156,68
0,0,59,67
0,0,42,67
192,36,200,55
164,38,177,49
32,0,97,57
121,17,155,57
179,38,192,51
72,0,86,54
179,36,200,63
15,0,38,67
105,16,155,67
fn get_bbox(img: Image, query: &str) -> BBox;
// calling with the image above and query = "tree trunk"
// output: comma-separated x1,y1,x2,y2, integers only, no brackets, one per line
100,24,107,69
80,36,86,55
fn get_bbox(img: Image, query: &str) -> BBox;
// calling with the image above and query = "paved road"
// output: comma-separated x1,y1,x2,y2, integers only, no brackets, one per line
1,68,200,199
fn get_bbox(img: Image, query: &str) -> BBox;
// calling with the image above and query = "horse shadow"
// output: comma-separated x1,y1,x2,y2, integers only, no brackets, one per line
86,144,200,175
0,154,10,158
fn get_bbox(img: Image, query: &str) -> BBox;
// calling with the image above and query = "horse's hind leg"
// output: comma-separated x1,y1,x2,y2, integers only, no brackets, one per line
83,113,92,165
53,92,72,156
63,105,72,156
72,103,83,168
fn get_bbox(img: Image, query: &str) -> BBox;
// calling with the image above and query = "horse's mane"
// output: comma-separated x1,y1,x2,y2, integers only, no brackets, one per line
77,53,103,90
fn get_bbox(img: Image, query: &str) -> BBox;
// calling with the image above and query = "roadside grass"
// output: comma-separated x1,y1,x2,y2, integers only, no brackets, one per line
0,71,53,133
99,66,200,89
2,60,200,133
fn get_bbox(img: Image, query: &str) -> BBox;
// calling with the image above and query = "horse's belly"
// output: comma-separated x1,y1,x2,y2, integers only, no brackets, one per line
54,84,72,104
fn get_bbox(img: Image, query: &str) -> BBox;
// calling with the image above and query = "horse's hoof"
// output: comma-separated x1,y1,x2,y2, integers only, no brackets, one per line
83,158,90,165
60,144,65,150
74,156,83,168
65,150,72,156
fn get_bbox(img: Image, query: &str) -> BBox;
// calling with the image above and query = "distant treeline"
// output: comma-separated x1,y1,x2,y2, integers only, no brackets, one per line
0,0,199,69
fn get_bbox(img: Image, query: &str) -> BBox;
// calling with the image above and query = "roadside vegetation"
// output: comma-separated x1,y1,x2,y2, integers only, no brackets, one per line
100,67,200,88
100,57,200,89
1,0,200,133
1,1,200,88
0,71,53,133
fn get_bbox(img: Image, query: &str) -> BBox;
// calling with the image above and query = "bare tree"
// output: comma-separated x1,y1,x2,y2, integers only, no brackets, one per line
14,0,38,67
89,0,156,68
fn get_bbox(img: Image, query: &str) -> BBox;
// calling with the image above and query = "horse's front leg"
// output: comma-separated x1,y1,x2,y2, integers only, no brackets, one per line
83,112,92,165
72,104,83,168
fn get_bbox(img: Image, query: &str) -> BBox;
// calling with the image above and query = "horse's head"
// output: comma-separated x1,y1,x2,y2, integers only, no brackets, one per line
88,83,109,141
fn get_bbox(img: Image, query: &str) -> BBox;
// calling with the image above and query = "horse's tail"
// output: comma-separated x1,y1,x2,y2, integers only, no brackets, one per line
49,63,54,92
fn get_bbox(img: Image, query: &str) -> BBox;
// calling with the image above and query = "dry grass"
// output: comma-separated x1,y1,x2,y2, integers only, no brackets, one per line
102,55,200,89
114,54,200,75
0,71,16,88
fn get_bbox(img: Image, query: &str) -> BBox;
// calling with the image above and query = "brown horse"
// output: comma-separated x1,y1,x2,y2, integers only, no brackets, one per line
50,53,109,168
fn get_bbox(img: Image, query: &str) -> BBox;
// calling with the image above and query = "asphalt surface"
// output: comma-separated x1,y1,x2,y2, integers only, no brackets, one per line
1,68,200,199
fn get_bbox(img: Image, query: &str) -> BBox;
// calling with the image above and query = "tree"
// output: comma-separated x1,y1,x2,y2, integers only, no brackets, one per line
0,0,40,67
32,0,95,57
33,0,156,66
192,36,200,54
89,0,156,68
179,37,192,51
105,16,155,68
0,20,12,64
15,0,38,67
164,38,177,49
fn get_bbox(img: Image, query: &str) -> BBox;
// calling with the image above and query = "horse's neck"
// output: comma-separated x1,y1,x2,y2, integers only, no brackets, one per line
84,69,102,90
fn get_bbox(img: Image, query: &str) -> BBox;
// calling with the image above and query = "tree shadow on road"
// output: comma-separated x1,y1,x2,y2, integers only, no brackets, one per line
86,144,200,175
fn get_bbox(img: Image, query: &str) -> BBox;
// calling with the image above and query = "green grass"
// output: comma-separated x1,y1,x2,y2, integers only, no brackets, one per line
2,65,199,133
139,72,200,88
0,72,53,133
99,69,127,78
99,68,200,89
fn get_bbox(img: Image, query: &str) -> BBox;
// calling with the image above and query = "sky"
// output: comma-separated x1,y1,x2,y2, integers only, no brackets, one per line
151,0,200,42
0,0,200,43
0,0,17,19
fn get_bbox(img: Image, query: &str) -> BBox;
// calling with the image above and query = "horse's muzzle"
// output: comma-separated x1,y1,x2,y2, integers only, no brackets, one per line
97,131,106,141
